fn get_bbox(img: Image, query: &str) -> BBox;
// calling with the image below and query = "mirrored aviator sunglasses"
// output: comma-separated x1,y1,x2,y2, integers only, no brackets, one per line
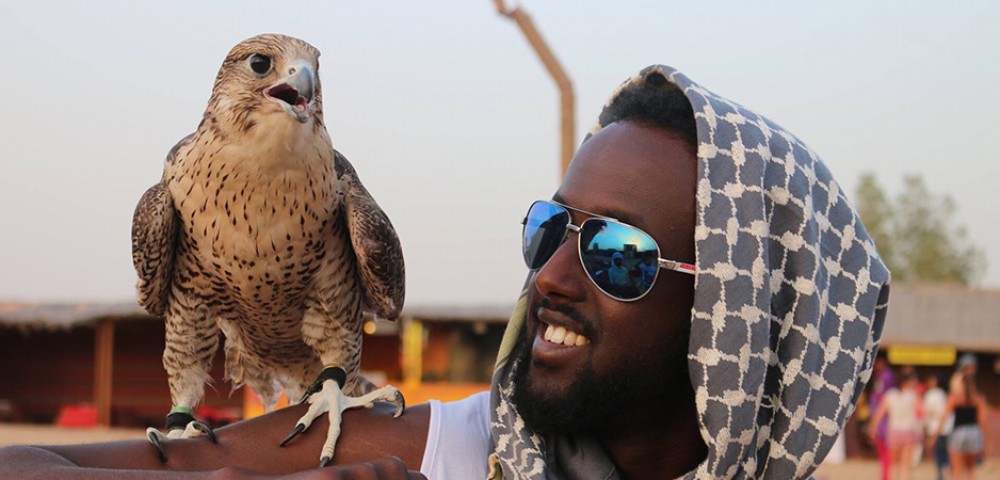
521,200,695,302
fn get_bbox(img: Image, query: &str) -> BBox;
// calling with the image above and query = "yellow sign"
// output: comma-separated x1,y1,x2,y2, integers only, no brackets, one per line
887,345,957,366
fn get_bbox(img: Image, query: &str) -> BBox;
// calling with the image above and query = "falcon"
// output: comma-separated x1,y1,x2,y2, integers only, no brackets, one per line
131,33,405,466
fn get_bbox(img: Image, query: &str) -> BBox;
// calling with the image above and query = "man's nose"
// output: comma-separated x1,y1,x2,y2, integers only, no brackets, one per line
532,234,587,301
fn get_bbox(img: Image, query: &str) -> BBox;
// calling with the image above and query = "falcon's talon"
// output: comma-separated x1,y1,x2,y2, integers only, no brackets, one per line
393,391,406,418
319,456,332,468
280,423,306,447
192,421,218,444
148,413,215,448
146,428,167,464
288,380,406,465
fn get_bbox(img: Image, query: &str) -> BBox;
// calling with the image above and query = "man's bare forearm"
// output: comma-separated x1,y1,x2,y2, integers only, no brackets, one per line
0,402,429,478
0,445,221,479
0,445,425,479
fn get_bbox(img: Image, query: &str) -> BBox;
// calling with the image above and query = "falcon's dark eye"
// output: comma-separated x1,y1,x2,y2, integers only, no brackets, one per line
248,54,271,75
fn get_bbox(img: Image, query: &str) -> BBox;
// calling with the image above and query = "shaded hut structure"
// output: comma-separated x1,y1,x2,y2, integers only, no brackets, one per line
0,302,511,428
0,303,235,427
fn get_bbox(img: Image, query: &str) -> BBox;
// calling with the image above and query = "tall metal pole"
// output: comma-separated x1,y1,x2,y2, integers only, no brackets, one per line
493,1,575,176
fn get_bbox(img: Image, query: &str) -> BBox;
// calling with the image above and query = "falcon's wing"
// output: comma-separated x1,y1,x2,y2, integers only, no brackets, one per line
335,150,405,321
132,182,179,316
131,136,189,316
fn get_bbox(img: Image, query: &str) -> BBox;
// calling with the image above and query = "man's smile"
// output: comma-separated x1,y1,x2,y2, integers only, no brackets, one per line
542,323,590,346
530,305,593,366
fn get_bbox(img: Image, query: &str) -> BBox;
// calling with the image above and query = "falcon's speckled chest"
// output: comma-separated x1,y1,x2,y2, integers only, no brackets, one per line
164,124,349,334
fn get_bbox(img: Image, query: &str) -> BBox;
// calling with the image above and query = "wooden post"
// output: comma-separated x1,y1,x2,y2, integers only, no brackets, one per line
94,318,114,427
493,1,576,175
401,318,424,387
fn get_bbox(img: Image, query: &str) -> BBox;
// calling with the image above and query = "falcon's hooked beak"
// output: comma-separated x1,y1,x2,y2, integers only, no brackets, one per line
264,61,316,123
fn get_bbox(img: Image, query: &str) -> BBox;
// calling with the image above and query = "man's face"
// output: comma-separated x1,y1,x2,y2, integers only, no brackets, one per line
512,121,698,433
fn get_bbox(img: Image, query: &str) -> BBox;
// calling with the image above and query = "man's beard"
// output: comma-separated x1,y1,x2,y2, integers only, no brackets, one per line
509,318,691,435
510,331,622,434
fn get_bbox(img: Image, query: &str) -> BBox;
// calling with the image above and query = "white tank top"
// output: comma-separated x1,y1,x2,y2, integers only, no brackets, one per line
420,391,492,480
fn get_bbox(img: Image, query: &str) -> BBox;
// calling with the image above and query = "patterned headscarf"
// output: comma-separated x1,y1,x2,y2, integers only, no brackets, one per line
487,65,891,479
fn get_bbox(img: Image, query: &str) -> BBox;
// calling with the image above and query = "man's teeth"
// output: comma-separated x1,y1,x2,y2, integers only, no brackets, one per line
542,324,590,346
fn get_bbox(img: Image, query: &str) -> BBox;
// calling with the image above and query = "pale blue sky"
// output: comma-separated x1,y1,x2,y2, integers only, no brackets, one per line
1,1,998,306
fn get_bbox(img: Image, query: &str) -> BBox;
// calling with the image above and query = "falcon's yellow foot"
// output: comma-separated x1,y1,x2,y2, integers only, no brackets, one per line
145,408,217,463
279,367,404,468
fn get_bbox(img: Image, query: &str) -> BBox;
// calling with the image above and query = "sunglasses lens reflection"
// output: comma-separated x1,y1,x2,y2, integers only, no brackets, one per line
522,201,570,269
579,220,659,301
522,201,663,301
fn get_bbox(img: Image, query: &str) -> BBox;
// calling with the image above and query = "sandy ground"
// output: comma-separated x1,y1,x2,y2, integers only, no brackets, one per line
814,458,999,479
0,423,145,446
2,424,998,478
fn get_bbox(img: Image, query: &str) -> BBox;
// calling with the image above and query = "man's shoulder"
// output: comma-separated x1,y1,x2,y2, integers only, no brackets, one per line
434,391,491,439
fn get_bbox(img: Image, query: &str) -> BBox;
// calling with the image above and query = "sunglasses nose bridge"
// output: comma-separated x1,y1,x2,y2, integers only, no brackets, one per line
549,221,580,262
532,222,590,302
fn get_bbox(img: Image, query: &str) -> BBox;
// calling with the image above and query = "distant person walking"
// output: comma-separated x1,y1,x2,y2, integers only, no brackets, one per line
923,374,951,480
950,354,977,400
870,357,896,480
869,371,923,480
929,373,991,480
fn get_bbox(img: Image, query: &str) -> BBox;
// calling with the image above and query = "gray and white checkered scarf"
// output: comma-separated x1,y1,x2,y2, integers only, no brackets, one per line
486,65,891,479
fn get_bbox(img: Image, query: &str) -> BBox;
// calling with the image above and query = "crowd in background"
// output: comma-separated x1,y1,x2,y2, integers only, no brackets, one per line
862,354,992,480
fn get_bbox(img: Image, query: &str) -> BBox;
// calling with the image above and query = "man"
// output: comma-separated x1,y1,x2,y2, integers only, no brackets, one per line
923,374,951,480
0,65,890,479
638,256,658,290
607,252,629,287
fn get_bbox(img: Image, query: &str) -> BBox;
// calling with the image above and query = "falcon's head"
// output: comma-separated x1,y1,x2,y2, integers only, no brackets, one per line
207,34,323,130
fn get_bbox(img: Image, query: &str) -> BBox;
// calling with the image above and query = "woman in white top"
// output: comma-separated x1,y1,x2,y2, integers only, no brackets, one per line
869,371,923,480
